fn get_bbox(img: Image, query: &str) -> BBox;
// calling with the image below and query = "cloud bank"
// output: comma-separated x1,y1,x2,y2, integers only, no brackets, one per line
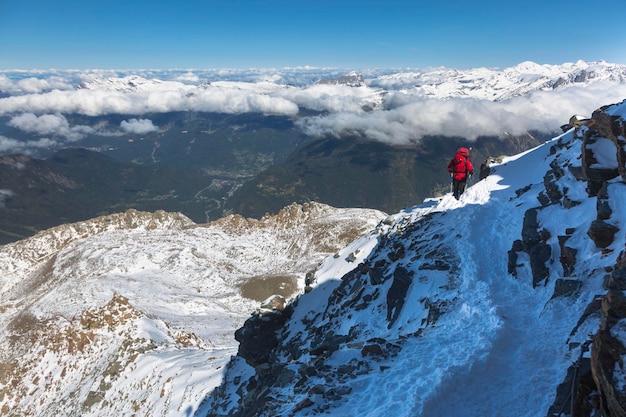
0,135,57,154
120,118,158,134
0,62,625,154
298,82,626,143
8,113,96,141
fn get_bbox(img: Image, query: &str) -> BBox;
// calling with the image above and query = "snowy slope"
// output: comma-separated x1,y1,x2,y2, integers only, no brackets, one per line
0,203,386,417
202,100,626,416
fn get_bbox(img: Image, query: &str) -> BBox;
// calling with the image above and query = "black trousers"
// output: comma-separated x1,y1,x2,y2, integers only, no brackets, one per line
452,179,467,199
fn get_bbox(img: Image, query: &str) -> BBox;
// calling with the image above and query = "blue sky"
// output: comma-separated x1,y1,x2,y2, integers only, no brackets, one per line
1,0,625,70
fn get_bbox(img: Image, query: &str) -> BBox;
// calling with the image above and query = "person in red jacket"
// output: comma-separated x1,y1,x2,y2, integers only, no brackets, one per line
447,147,474,200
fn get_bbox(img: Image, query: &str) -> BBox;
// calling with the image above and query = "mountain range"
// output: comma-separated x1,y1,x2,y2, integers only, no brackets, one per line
4,61,626,243
0,92,625,416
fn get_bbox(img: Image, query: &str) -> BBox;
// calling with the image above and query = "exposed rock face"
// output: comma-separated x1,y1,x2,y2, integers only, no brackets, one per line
510,207,552,287
206,208,460,416
506,105,626,416
582,109,626,184
591,254,626,417
235,308,292,368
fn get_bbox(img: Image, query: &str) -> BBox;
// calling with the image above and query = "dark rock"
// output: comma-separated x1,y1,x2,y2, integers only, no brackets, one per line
558,235,578,277
550,279,582,299
386,266,413,328
582,135,619,181
293,398,314,413
361,343,385,357
586,180,604,197
590,249,626,417
529,243,551,287
369,259,388,285
387,242,405,262
235,309,290,367
508,240,524,276
608,267,626,290
587,220,619,249
597,182,612,220
537,191,551,207
310,333,350,357
522,208,542,246
543,168,563,204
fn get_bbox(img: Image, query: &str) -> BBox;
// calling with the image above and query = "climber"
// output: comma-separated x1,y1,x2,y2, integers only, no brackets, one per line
448,147,474,200
479,158,492,181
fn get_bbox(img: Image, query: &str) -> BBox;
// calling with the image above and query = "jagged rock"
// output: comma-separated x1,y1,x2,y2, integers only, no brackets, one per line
293,398,314,413
587,110,626,182
529,243,552,287
234,309,291,367
519,208,552,286
587,220,619,249
550,278,582,299
537,191,551,207
522,208,542,246
547,353,593,417
508,239,525,276
591,269,626,417
542,161,564,204
361,343,385,357
368,259,388,285
582,135,620,182
588,253,626,417
387,242,405,261
558,234,578,276
386,266,413,327
310,333,350,357
597,182,613,220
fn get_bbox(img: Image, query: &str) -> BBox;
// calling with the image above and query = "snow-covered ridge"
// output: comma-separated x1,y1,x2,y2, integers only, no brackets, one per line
370,60,626,100
69,60,626,102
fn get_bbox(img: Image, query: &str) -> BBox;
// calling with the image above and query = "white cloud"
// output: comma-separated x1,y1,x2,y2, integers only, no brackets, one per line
0,84,300,117
0,134,57,154
8,113,95,141
0,65,625,148
0,74,74,95
120,118,158,134
9,113,70,135
297,82,626,144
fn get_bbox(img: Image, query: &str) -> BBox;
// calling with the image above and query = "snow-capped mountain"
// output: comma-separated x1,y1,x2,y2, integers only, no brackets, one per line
369,60,626,101
0,203,386,416
200,99,626,416
69,60,626,108
4,60,626,148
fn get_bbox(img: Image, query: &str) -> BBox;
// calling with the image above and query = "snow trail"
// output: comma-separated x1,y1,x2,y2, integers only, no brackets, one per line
421,180,592,416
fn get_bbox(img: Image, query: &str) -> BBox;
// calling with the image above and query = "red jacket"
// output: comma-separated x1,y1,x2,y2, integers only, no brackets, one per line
448,147,474,181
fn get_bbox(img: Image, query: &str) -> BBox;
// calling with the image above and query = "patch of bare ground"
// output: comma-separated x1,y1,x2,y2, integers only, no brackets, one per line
239,274,299,302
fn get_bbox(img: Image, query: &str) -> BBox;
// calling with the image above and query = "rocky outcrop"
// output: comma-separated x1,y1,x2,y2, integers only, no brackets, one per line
579,104,626,193
508,207,552,287
591,254,626,417
206,209,460,416
235,307,292,368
